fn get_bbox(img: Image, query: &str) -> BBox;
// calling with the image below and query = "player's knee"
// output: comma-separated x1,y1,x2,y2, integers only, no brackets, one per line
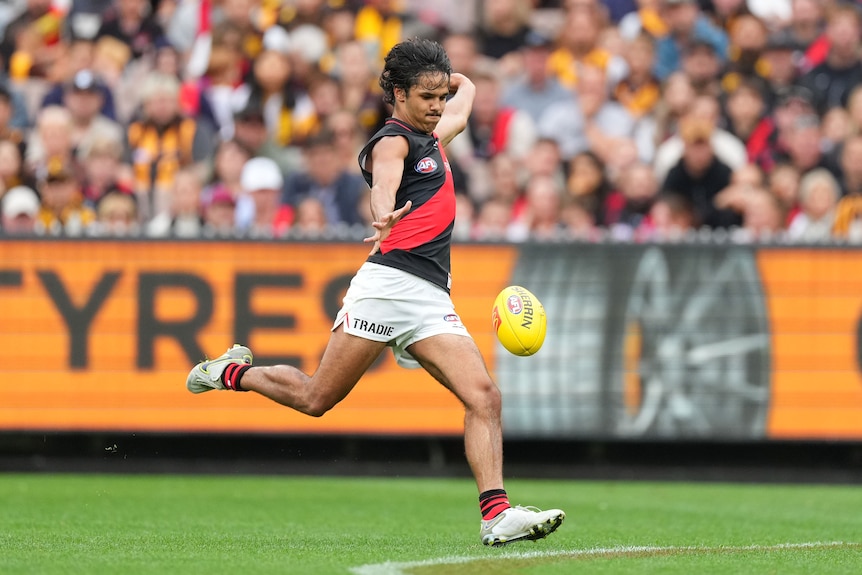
464,377,501,415
303,392,339,417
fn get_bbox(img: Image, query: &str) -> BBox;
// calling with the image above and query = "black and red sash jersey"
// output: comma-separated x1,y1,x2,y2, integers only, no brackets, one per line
358,117,456,293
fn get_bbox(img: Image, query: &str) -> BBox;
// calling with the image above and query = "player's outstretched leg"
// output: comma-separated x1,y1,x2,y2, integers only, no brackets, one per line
186,344,253,393
480,505,566,547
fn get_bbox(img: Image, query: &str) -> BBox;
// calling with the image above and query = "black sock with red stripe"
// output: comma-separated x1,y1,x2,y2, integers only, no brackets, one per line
479,489,510,521
221,364,251,391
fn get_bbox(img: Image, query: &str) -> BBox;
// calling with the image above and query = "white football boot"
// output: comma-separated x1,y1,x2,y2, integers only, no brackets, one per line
480,505,565,546
186,344,253,393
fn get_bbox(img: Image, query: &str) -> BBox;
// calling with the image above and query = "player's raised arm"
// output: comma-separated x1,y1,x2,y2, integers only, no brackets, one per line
364,135,412,255
436,73,476,148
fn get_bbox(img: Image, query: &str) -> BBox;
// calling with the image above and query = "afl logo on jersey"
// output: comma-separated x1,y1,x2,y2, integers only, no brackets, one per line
415,157,438,174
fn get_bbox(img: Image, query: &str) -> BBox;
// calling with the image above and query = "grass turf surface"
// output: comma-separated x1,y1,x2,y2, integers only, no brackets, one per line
0,474,860,574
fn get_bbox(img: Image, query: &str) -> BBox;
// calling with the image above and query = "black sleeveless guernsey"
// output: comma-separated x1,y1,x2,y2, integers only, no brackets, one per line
358,118,456,293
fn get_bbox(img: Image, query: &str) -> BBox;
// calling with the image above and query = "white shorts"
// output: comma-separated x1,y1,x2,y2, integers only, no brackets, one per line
333,262,472,368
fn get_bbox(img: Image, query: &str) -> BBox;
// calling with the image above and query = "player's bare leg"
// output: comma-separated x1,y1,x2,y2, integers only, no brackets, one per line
407,333,565,546
407,333,504,492
241,325,387,416
187,325,387,416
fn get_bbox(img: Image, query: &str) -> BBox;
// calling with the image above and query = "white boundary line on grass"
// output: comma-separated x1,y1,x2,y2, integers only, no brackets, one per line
349,541,852,575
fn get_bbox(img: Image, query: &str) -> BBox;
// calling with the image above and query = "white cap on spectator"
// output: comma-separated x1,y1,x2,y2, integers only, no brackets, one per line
2,186,40,218
263,25,292,55
241,157,284,192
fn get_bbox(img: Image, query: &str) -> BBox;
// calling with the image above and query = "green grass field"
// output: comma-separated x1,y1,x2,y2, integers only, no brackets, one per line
1,473,860,574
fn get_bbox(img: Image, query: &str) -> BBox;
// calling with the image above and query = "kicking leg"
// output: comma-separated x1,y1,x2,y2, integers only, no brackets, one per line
188,325,387,417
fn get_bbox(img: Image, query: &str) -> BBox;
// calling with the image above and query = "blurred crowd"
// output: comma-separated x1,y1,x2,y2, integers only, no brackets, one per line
1,0,862,243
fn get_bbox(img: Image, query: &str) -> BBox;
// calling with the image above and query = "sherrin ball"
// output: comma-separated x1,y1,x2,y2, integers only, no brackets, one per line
491,285,547,356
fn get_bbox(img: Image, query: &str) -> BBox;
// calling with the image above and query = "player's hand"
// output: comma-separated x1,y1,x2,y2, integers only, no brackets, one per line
364,200,412,255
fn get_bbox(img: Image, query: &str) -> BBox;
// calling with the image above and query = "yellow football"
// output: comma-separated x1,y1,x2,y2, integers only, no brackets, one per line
491,285,547,356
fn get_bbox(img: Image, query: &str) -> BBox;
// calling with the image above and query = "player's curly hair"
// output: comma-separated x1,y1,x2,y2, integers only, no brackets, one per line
379,38,453,105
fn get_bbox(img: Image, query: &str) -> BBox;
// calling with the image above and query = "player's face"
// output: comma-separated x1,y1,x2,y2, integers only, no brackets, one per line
395,72,449,134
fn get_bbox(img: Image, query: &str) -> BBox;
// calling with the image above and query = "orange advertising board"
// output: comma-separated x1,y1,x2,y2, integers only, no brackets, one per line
4,241,862,440
759,249,862,439
0,240,517,435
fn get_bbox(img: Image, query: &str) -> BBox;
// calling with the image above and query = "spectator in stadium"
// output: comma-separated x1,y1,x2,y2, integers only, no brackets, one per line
500,30,570,125
235,25,303,149
282,128,366,228
603,160,660,235
473,197,515,241
652,70,697,145
782,113,832,177
78,136,131,207
560,195,599,240
618,0,669,41
845,86,862,136
124,72,216,220
768,161,802,226
837,134,862,197
447,67,537,202
549,3,627,89
644,191,697,239
681,39,723,96
61,69,124,155
95,0,163,62
613,32,662,120
789,0,828,72
786,167,840,242
712,162,766,220
737,186,786,241
452,192,475,241
507,174,565,241
0,82,27,144
292,72,344,144
353,0,413,65
653,0,729,81
442,32,485,80
0,138,27,192
662,115,739,228
146,167,205,237
201,137,250,207
35,160,96,235
185,38,565,547
201,186,237,237
475,0,531,62
821,105,851,154
25,106,80,184
653,93,747,182
832,182,862,241
40,37,118,121
0,0,64,80
566,150,613,224
0,184,40,235
703,0,752,31
720,13,769,87
797,4,862,116
521,137,566,192
759,30,803,101
332,40,387,139
185,21,247,142
94,188,139,236
538,64,636,164
324,110,365,175
292,196,329,236
723,76,771,162
236,155,291,237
